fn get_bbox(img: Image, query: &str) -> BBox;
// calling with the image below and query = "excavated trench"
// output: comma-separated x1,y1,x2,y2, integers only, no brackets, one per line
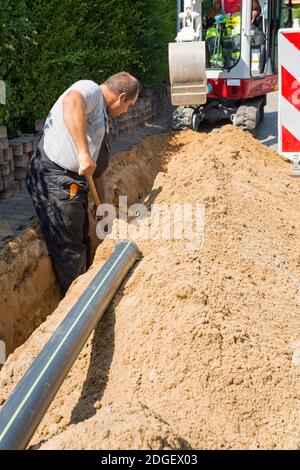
0,133,173,363
0,225,61,361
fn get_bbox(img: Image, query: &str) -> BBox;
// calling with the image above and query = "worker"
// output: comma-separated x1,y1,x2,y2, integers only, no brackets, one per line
26,72,140,294
204,0,261,24
203,1,261,68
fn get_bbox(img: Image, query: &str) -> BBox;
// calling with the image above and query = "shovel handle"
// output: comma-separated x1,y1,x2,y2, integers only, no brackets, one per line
86,175,101,208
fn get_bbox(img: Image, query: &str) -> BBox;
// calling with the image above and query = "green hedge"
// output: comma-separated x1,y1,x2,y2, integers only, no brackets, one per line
0,0,36,135
0,0,176,136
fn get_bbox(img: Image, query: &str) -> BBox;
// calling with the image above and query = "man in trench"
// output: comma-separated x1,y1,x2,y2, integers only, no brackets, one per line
26,72,140,294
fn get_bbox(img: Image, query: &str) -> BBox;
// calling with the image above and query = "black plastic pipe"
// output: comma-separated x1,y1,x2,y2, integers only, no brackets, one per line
0,240,139,450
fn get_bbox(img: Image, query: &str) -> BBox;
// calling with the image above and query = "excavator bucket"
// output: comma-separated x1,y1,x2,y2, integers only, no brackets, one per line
169,41,207,106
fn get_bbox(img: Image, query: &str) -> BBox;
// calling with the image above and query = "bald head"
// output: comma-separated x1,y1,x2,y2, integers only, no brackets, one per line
104,72,140,100
101,72,140,118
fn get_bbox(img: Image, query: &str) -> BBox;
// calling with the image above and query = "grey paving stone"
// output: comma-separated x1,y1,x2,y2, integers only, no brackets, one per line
0,190,35,247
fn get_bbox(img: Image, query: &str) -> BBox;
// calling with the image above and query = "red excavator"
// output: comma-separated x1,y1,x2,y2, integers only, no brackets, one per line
169,0,295,131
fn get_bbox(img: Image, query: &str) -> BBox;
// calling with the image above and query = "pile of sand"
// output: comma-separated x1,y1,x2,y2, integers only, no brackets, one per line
1,126,300,450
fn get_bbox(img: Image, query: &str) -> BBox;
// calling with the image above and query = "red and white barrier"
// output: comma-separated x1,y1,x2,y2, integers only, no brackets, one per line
278,28,300,161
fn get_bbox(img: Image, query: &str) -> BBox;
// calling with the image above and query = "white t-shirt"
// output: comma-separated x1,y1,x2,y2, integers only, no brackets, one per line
43,80,107,172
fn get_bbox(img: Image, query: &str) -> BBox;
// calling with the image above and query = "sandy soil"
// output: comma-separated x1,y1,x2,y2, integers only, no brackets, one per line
0,126,300,450
0,223,61,357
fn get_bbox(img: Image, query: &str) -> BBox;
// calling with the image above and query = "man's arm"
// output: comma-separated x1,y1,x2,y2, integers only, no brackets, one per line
207,0,222,18
62,90,96,176
252,0,261,23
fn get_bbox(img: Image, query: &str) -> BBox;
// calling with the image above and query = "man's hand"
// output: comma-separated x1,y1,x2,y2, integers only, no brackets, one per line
252,0,261,23
251,11,259,24
78,151,96,176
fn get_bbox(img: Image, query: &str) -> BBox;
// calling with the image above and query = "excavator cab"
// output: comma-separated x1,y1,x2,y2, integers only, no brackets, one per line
169,1,293,131
205,13,241,69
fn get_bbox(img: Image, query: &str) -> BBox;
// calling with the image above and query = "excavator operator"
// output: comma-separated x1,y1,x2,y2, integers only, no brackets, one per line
203,1,262,68
203,0,261,25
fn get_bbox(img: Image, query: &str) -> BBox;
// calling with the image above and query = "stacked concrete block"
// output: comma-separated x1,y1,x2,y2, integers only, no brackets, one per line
151,87,170,118
0,126,18,200
107,117,116,143
144,98,153,121
9,134,39,192
107,87,169,144
131,102,144,131
35,120,45,133
131,100,146,131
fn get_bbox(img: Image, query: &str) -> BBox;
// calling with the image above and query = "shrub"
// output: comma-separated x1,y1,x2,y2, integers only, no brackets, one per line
0,0,176,136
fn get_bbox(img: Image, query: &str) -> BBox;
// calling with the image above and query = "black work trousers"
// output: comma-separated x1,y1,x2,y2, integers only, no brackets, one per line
26,140,90,294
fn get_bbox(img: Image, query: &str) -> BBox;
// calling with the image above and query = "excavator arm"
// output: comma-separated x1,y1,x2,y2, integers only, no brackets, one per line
169,0,207,106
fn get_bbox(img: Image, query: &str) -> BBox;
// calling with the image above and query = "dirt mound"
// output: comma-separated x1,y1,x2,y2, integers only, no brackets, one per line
37,401,191,450
1,126,300,450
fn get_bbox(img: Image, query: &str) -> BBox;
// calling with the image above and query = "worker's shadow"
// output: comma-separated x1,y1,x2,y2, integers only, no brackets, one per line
70,261,140,425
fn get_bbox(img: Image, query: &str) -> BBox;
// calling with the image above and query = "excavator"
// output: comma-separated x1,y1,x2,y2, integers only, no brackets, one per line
169,0,295,131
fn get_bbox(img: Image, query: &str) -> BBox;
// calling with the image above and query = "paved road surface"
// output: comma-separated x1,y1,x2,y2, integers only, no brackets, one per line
256,91,278,149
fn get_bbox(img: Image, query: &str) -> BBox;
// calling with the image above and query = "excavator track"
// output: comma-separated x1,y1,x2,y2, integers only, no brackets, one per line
234,97,265,132
172,106,196,130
